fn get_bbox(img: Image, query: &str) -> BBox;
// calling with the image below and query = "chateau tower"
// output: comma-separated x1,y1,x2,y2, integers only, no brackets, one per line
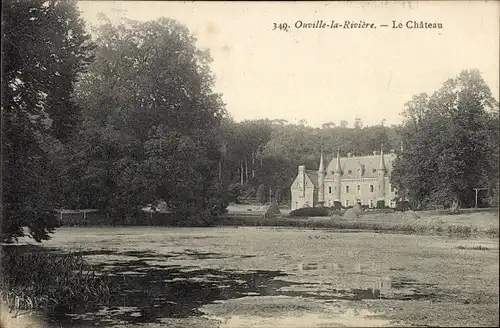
317,150,326,204
333,149,342,202
377,148,387,201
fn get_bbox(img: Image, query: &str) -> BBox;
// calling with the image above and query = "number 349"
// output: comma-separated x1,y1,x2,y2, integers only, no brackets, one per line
273,22,289,32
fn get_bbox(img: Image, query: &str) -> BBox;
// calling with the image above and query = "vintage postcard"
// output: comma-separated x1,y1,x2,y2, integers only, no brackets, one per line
1,1,499,327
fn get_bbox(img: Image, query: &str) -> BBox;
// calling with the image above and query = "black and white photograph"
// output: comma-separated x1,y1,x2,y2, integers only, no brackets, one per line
1,1,499,327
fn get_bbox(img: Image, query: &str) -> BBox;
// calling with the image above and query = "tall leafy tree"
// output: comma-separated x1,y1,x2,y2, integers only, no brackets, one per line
69,16,227,224
1,0,93,242
391,69,499,209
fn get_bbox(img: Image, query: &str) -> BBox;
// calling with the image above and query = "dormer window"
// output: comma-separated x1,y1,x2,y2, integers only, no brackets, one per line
372,169,377,173
357,164,365,177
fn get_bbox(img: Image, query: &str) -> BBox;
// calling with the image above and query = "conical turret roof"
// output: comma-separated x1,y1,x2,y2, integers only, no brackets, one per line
379,148,387,171
334,149,342,174
318,151,325,173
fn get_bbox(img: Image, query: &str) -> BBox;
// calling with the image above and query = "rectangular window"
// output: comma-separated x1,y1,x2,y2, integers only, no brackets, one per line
346,186,350,193
370,185,374,192
345,200,350,207
328,186,332,194
369,200,374,208
357,185,361,192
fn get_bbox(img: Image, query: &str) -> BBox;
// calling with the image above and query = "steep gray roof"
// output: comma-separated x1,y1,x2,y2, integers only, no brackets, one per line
305,169,319,187
325,154,395,179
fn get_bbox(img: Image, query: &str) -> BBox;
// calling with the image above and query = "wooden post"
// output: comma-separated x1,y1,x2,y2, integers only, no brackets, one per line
473,188,488,208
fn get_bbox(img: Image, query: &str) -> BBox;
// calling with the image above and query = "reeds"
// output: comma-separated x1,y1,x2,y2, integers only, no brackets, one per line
0,246,110,314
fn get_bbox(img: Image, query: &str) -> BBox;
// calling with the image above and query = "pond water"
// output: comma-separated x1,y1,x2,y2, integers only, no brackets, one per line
10,226,496,327
44,247,441,327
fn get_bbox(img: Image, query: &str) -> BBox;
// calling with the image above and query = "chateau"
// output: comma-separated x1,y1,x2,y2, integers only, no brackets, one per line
290,149,398,210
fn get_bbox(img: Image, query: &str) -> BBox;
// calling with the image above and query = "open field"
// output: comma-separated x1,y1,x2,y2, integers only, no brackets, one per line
7,225,498,327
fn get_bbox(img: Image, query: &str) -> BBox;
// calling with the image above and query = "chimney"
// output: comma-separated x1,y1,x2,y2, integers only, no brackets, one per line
298,165,306,196
347,153,352,158
373,151,377,156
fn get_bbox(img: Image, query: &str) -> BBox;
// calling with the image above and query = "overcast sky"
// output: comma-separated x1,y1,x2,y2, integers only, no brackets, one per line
78,1,499,127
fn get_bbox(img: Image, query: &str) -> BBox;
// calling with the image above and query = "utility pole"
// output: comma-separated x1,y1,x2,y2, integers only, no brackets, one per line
473,188,488,208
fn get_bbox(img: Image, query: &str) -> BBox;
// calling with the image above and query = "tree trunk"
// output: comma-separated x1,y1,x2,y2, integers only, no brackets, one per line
218,161,222,181
245,157,248,182
240,160,244,185
252,151,255,178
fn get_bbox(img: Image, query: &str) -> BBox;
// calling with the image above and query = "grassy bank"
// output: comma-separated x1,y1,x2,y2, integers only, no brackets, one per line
216,211,499,238
0,245,110,314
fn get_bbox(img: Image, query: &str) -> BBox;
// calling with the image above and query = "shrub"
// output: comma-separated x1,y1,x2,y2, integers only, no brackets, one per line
289,207,330,217
333,201,342,211
485,226,499,237
328,209,344,217
0,245,110,313
227,183,242,203
241,184,257,199
395,200,411,212
456,245,490,250
376,200,386,209
371,208,395,214
256,184,267,204
489,182,499,208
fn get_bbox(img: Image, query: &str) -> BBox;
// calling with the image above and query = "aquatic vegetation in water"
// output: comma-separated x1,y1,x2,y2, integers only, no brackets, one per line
0,245,111,314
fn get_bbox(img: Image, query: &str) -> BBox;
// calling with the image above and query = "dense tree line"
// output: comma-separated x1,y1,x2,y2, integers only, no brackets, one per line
220,118,402,203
